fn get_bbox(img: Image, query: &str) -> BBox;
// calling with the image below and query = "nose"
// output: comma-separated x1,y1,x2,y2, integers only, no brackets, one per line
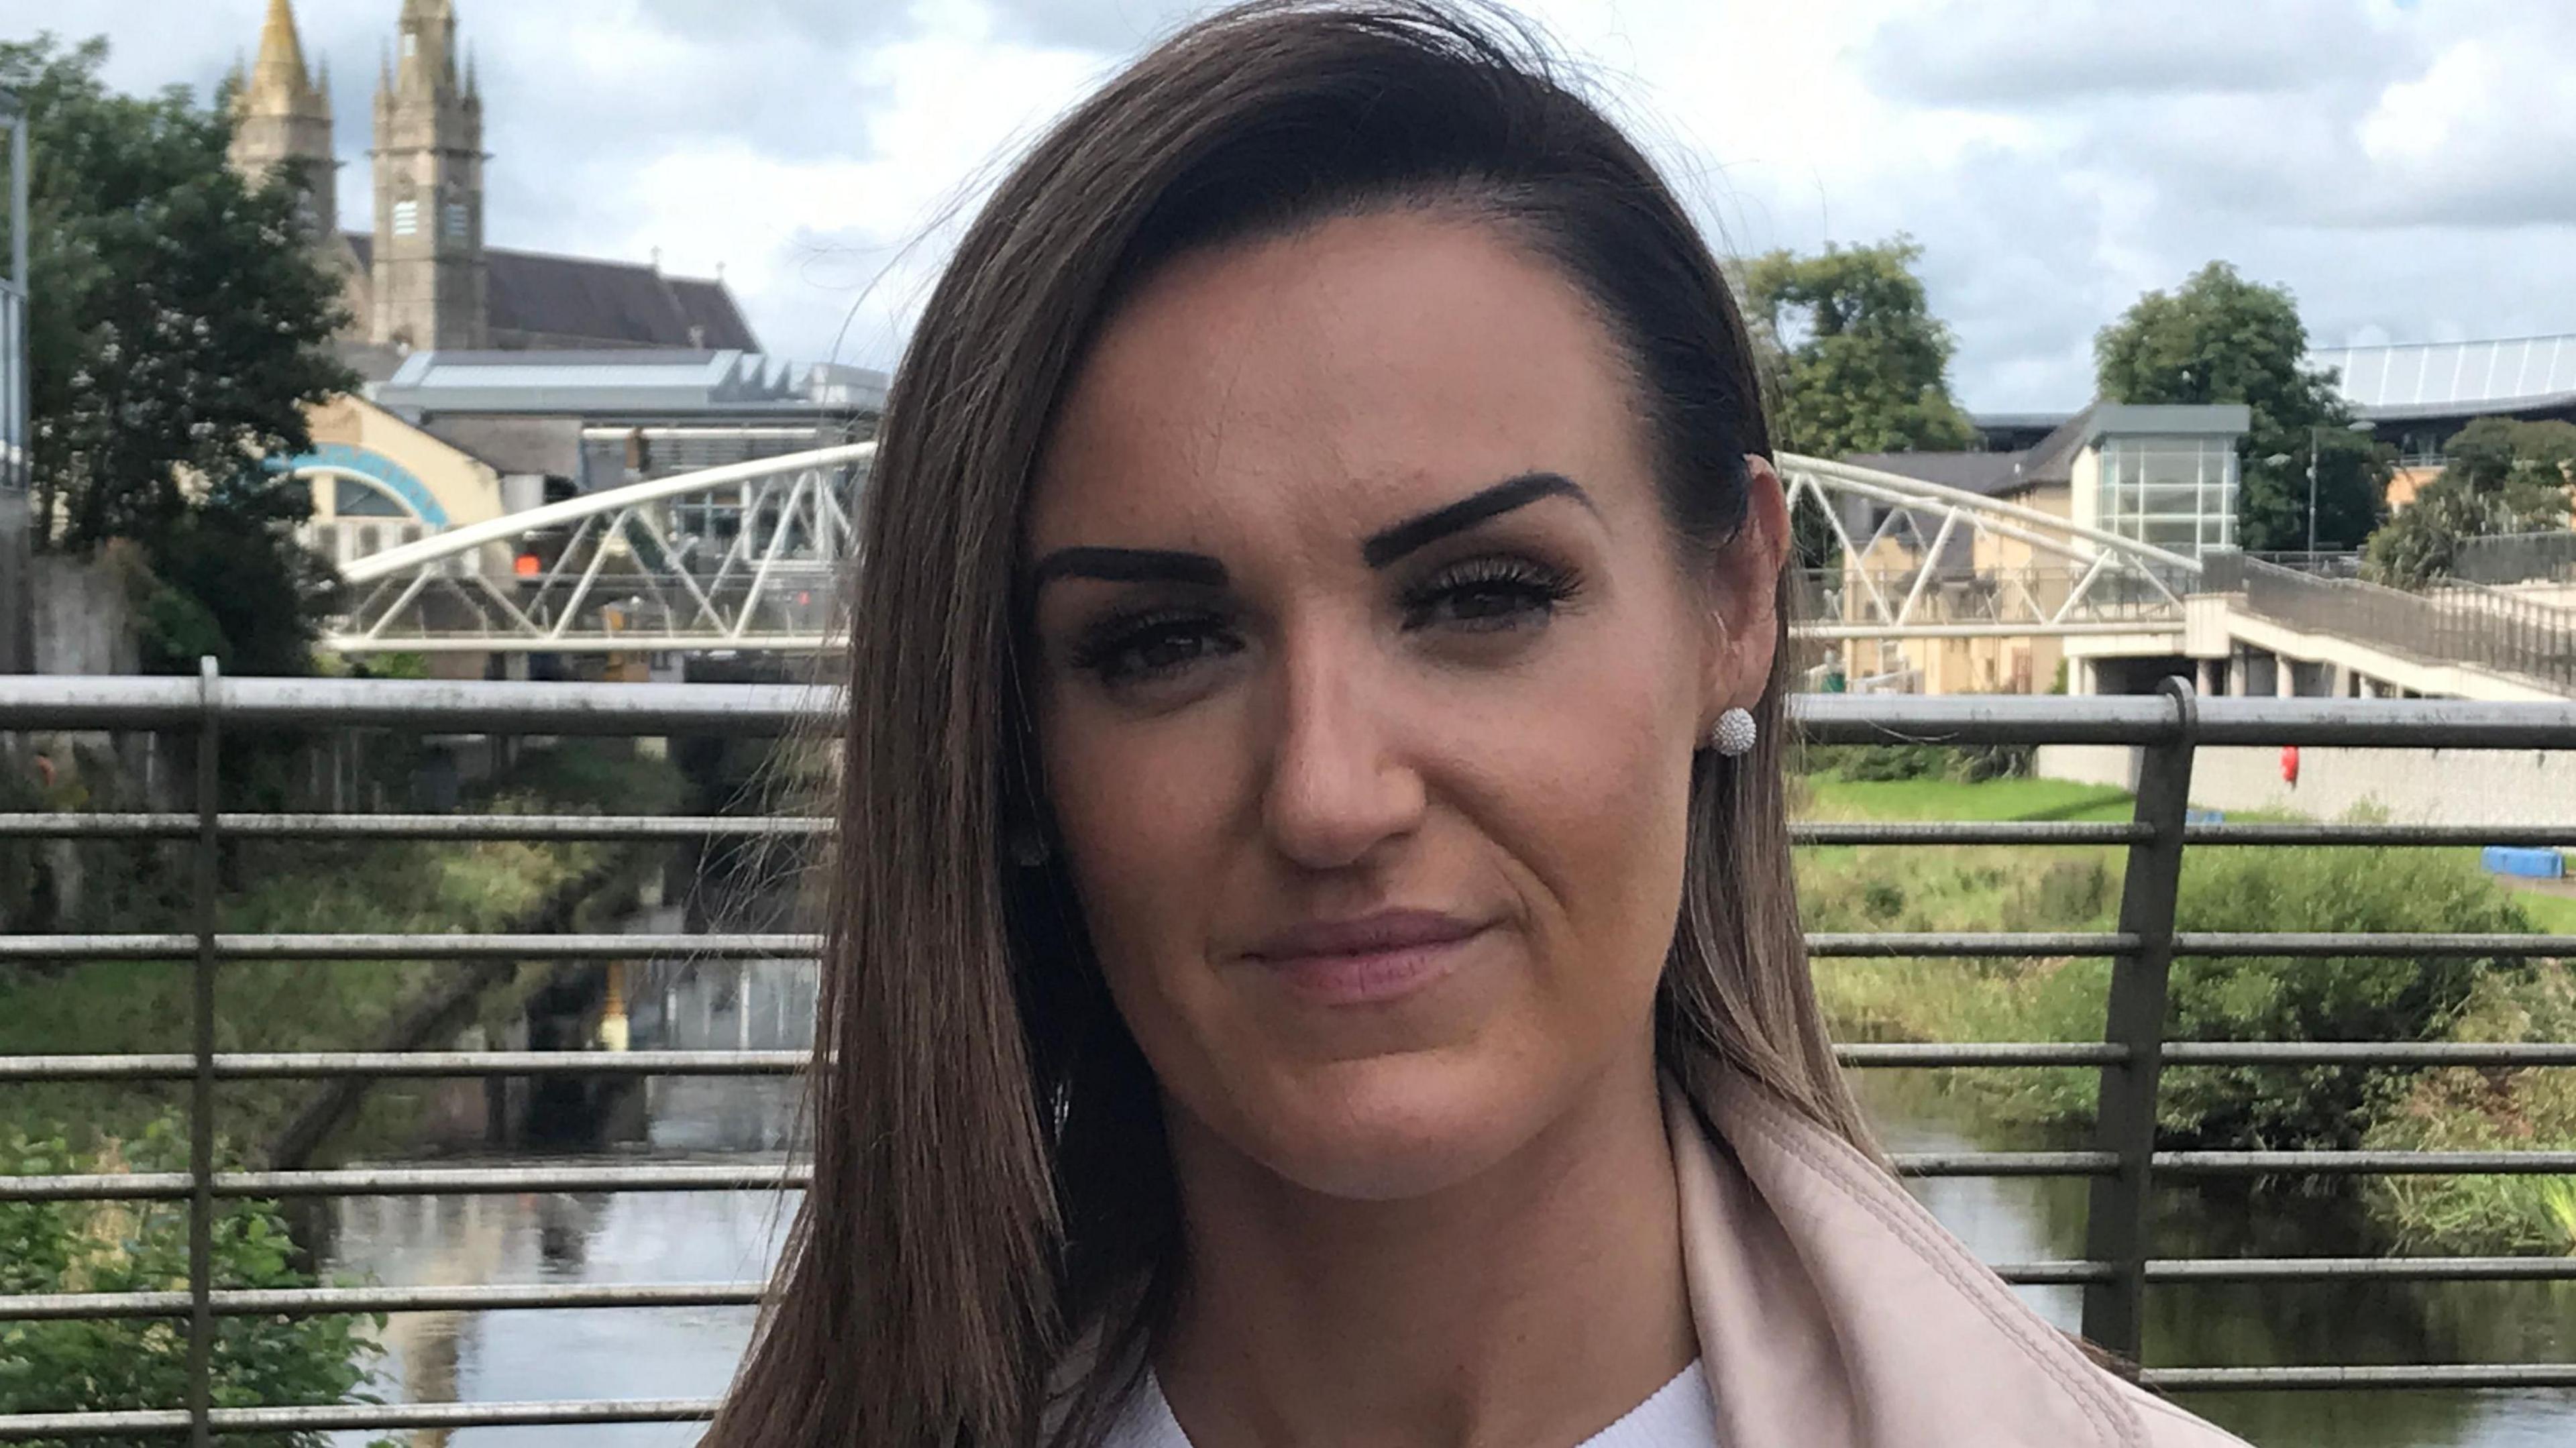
1260,625,1427,872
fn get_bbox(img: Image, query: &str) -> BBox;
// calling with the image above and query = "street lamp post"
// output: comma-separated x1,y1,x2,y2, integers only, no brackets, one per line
2299,419,2381,559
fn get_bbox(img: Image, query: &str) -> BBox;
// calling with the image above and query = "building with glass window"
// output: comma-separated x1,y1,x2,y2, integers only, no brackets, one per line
1837,402,2249,695
2069,405,2251,561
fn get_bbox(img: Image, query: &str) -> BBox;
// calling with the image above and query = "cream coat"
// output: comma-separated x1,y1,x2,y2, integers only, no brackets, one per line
1670,1074,2248,1448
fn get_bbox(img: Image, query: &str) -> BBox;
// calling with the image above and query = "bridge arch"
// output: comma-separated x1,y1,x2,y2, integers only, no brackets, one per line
322,444,2195,654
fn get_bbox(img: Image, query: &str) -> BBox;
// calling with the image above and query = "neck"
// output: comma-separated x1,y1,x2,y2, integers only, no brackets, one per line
1155,1046,1690,1448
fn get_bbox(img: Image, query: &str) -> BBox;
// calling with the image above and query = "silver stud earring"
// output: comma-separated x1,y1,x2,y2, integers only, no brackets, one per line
1709,707,1757,758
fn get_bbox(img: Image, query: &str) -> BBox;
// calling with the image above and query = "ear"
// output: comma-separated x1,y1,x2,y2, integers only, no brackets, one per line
1699,454,1789,728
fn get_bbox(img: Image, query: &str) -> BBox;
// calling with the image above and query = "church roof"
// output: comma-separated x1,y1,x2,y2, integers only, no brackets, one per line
484,247,761,351
340,233,761,353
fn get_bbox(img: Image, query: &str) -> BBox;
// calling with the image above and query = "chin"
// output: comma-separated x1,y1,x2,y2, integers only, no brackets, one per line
1235,1051,1554,1202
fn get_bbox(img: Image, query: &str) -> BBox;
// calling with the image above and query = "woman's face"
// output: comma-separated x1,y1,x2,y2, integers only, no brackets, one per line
1025,211,1782,1201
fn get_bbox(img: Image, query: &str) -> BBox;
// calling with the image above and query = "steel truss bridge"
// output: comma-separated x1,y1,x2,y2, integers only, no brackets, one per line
322,446,2198,656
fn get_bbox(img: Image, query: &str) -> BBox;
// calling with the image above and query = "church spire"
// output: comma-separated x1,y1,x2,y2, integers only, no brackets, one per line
242,0,322,117
227,0,337,239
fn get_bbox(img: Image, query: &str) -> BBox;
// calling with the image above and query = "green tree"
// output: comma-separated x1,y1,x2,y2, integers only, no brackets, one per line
1,1125,390,1444
2362,417,2576,587
1741,237,1975,566
5,33,353,673
2095,261,2392,553
1743,237,1976,459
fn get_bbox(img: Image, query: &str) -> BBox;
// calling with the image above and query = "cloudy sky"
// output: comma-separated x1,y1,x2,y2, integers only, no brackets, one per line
22,0,2576,410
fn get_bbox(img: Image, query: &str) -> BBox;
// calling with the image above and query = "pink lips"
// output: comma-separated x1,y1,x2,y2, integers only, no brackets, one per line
1242,909,1487,1006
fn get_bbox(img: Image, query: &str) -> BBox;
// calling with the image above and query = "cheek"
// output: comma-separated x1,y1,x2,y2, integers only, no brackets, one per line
1041,701,1246,969
1459,618,1698,1001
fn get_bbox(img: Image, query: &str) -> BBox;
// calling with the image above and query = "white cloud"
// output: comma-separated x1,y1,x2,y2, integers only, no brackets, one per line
588,9,1114,368
15,0,2576,410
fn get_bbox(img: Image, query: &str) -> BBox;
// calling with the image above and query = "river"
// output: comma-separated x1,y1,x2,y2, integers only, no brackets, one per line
313,964,2576,1447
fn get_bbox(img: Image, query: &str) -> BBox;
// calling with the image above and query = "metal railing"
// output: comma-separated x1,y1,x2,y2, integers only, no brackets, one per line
1793,563,2190,641
2454,529,2576,588
2241,549,2361,579
7,673,2576,1438
2212,552,2576,693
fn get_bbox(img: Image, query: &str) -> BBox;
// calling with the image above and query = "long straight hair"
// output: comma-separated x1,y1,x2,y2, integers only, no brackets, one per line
704,5,1869,1445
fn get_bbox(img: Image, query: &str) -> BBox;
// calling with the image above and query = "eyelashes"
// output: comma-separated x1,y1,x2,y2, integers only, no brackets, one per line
1067,553,1585,689
1069,604,1244,685
1398,554,1579,631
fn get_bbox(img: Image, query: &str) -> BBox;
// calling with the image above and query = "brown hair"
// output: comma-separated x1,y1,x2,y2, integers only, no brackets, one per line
704,5,1869,1445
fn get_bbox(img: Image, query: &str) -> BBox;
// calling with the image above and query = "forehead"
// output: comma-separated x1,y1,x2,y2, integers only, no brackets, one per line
1028,210,1654,550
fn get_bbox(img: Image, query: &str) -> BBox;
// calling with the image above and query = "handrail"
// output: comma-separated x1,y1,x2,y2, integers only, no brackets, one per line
337,441,877,584
2228,554,2576,693
11,673,2576,745
7,673,2576,1437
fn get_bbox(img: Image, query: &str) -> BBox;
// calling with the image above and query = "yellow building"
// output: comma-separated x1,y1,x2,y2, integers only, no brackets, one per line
1831,403,2249,695
288,392,515,567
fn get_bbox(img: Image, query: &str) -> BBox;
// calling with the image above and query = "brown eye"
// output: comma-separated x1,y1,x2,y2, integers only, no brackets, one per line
1071,608,1243,687
1402,555,1580,632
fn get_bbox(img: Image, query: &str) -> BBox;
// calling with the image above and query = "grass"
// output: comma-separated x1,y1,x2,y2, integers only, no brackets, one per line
2362,962,2576,1252
2506,887,2576,934
1797,774,2137,824
1794,771,2129,1128
0,742,688,1152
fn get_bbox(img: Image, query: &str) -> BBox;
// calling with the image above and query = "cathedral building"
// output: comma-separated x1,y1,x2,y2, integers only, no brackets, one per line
227,0,759,367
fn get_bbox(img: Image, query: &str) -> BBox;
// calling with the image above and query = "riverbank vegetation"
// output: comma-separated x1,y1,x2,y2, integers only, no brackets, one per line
1797,763,2576,1254
1,737,696,1429
0,740,688,1153
0,1125,388,1440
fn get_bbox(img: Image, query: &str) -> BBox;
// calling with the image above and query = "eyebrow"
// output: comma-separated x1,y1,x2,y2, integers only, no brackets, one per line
1024,470,1593,594
1026,546,1229,591
1360,471,1592,569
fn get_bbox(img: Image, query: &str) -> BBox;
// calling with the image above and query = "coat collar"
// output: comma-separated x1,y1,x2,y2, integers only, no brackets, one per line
1665,1074,2148,1448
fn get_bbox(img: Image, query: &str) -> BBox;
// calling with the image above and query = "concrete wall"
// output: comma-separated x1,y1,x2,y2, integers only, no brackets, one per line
2038,741,2576,826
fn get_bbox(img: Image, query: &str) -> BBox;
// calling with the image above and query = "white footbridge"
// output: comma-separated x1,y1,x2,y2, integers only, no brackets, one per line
321,446,2202,657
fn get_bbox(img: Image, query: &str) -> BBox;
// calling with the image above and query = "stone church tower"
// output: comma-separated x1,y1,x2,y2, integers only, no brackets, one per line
227,3,759,361
227,0,337,242
370,0,486,349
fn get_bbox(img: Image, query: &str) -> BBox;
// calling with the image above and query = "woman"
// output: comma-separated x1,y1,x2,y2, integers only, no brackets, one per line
708,4,2241,1445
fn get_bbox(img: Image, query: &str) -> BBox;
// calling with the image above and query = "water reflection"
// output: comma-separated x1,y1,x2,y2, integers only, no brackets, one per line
1865,1074,2576,1448
320,954,812,1446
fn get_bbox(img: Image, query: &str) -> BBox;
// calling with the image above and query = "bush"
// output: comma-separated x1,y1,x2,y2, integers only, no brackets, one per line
1805,834,2540,1162
0,1123,390,1444
2158,846,2533,1154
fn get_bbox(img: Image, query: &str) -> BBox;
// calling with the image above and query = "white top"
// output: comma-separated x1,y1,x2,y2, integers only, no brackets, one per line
1103,1358,1716,1447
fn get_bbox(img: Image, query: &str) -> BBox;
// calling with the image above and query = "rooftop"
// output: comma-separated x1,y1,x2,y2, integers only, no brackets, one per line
2311,333,2576,421
342,235,764,353
372,349,889,416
